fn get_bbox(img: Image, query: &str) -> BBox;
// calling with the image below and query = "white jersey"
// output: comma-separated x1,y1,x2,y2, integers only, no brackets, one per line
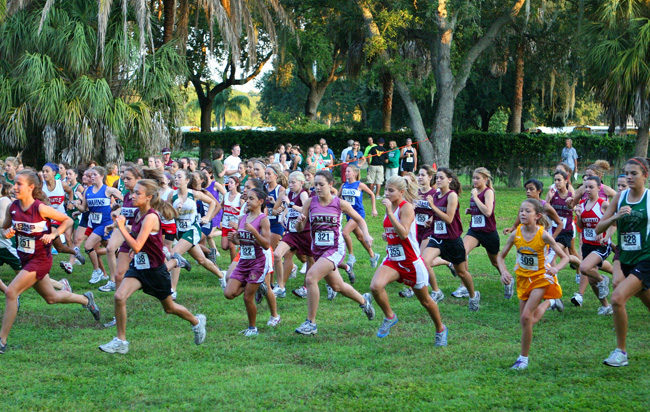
42,180,66,214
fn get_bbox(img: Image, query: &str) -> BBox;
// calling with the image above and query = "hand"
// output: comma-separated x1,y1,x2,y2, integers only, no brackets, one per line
566,196,574,207
471,188,478,198
371,208,378,218
426,195,434,207
114,215,126,229
549,187,556,198
503,227,513,235
200,216,209,225
501,271,513,286
229,220,238,229
281,195,290,204
227,231,236,241
573,203,582,215
381,198,392,210
616,205,632,219
424,217,432,228
244,222,255,233
296,214,306,223
3,228,15,239
41,233,56,244
547,267,559,276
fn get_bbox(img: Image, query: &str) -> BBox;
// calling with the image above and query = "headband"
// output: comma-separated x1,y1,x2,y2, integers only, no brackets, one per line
630,158,648,173
44,162,59,173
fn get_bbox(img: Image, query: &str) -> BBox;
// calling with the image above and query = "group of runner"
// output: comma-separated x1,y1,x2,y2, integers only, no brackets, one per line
0,153,647,371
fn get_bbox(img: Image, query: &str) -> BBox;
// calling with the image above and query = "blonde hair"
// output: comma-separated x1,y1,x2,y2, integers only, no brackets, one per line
522,198,549,230
267,163,288,188
473,167,493,188
136,179,178,221
402,172,417,184
288,171,305,183
386,175,420,204
346,165,360,181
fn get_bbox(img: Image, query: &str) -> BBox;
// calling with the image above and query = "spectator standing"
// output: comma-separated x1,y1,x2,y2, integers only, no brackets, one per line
400,138,417,175
367,138,388,198
224,144,242,184
211,149,225,181
340,140,354,183
162,147,173,167
364,136,376,157
319,138,335,158
385,140,400,182
561,138,579,176
321,144,334,169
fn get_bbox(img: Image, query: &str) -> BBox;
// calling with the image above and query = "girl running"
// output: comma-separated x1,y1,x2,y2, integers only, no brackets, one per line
294,170,375,335
265,163,287,249
99,179,206,354
497,198,569,370
548,170,582,275
221,176,242,261
369,176,447,344
422,168,481,311
0,170,101,354
159,172,177,255
224,186,281,336
597,157,650,367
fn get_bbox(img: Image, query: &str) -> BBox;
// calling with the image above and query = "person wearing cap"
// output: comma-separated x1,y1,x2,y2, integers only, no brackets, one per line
162,148,173,167
366,138,388,198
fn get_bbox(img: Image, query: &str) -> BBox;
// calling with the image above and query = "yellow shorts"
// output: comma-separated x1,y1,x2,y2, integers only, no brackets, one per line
516,272,562,301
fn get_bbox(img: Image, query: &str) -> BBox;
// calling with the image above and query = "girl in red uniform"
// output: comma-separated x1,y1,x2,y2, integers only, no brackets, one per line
99,179,205,354
369,176,447,344
0,170,100,354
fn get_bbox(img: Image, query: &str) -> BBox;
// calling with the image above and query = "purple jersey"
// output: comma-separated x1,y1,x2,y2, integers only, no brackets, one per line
129,208,166,270
206,181,223,227
468,187,497,233
550,190,574,233
121,192,138,225
236,213,266,270
10,199,52,260
431,190,463,240
309,196,344,257
286,190,310,233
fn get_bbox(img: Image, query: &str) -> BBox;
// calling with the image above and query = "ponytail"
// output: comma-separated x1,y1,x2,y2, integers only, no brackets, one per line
439,167,462,196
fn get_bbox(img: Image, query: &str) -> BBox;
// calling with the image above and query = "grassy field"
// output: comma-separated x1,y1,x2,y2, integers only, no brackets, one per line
1,186,649,411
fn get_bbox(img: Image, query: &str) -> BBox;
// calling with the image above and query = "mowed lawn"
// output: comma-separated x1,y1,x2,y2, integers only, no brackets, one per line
1,186,649,411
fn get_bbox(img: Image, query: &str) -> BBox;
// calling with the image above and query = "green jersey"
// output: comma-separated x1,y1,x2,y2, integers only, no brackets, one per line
617,189,650,265
386,148,400,168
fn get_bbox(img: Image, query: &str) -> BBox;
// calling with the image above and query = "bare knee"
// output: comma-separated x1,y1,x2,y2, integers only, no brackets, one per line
330,282,343,292
114,291,128,306
163,304,176,314
610,292,626,308
520,312,534,327
273,249,283,261
369,280,383,295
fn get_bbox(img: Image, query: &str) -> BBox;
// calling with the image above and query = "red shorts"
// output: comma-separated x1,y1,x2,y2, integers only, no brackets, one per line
222,227,236,238
84,226,93,237
382,257,429,289
21,254,53,280
161,222,177,235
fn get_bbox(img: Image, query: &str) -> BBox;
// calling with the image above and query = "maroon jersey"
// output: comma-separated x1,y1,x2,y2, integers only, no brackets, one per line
10,199,52,261
414,187,437,241
129,209,165,270
468,187,497,233
431,190,463,240
550,190,574,233
286,190,310,233
121,192,138,225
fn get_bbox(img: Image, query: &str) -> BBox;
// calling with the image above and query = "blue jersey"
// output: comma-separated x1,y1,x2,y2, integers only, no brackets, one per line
341,181,365,218
85,185,112,228
266,185,281,225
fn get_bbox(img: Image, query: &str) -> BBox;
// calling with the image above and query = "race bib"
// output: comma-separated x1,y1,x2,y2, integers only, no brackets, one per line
222,214,236,225
517,252,538,271
240,245,255,259
621,232,641,251
471,214,485,228
406,157,413,163
315,230,334,246
387,244,406,261
288,219,298,233
415,214,428,226
552,217,567,229
583,228,597,242
134,252,151,270
17,236,35,254
434,220,447,235
344,196,355,205
178,219,191,230
90,213,102,224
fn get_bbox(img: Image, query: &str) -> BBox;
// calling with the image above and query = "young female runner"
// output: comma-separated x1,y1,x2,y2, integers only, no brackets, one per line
0,170,101,354
203,167,225,261
422,168,481,311
192,170,221,261
264,163,288,249
99,179,206,354
340,165,380,271
225,186,281,336
294,170,375,335
497,198,569,370
221,176,242,261
568,161,617,205
369,176,447,344
574,176,613,314
597,157,650,367
548,171,582,276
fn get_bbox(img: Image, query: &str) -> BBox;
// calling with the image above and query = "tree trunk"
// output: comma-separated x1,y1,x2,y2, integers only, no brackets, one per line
480,111,492,131
199,98,213,159
431,84,455,167
635,123,649,157
507,158,521,188
509,40,525,133
359,103,367,127
393,80,434,166
163,0,176,44
305,84,327,120
381,70,393,132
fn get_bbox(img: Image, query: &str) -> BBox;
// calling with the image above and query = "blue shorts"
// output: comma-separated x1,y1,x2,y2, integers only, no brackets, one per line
79,212,89,228
270,222,284,236
91,224,112,241
201,223,213,237
345,210,365,222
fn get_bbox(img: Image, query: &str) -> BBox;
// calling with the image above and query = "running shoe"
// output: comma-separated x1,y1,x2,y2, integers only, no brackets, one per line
163,246,172,261
208,248,217,263
239,327,259,337
16,295,20,311
73,247,86,265
103,317,117,328
99,337,129,354
0,340,6,354
74,259,82,266
511,357,528,370
399,287,414,298
300,262,307,274
292,286,307,299
360,292,375,320
267,315,281,327
171,289,177,300
273,286,286,298
377,315,399,338
173,252,192,272
468,291,481,312
549,298,564,312
451,285,469,298
447,262,458,277
603,348,628,367
597,305,613,316
192,314,207,345
435,324,448,347
83,291,101,321
326,284,337,300
98,280,116,292
88,269,104,284
51,248,58,255
575,272,581,284
347,254,357,268
570,293,583,307
101,272,109,281
60,261,73,274
370,252,381,269
255,282,267,305
597,276,610,300
289,265,298,279
295,320,317,335
60,278,72,293
219,275,227,290
504,282,514,300
430,289,445,303
345,265,356,284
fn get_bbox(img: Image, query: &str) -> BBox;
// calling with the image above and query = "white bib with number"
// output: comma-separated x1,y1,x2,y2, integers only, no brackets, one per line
315,230,334,246
552,217,567,229
240,245,255,259
583,228,597,242
288,219,298,233
344,196,355,205
406,157,414,163
222,214,236,225
434,220,447,235
17,236,35,254
134,252,151,270
90,213,102,225
178,219,192,230
621,232,642,251
415,214,428,226
471,214,485,228
387,244,406,261
517,252,538,271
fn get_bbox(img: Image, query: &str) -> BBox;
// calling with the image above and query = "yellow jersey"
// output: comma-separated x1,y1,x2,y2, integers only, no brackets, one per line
514,225,550,278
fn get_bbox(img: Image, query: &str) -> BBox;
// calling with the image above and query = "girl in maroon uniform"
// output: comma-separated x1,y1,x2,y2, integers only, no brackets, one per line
99,179,205,354
0,171,100,354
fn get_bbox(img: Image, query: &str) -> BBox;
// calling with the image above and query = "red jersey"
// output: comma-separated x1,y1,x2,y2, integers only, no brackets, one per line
579,197,608,246
384,201,420,262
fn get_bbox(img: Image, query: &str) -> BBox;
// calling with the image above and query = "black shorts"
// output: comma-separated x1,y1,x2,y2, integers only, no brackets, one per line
555,231,573,248
0,247,21,271
124,264,172,300
465,228,500,256
581,243,612,267
426,237,466,265
620,260,650,291
164,233,176,242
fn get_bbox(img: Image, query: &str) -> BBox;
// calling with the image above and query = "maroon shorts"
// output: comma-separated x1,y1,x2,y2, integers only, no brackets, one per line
281,231,313,257
416,225,433,245
229,258,266,285
21,254,53,280
119,242,130,254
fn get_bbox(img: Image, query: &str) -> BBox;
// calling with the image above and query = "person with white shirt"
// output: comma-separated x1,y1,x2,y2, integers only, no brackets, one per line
340,140,354,183
223,144,242,184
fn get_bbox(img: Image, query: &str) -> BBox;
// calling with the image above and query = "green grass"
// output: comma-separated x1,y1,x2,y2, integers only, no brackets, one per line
1,186,649,411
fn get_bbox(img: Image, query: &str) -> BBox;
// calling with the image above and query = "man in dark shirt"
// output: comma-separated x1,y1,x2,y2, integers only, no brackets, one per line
367,138,388,198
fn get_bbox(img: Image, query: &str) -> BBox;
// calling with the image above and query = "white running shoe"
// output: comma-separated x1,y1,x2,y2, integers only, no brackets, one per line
292,286,307,299
360,293,375,320
163,246,172,261
596,276,610,300
273,286,286,298
326,284,337,300
171,289,177,300
289,265,298,279
549,298,564,312
597,305,613,316
430,289,445,303
468,291,481,312
451,285,469,298
239,327,259,337
603,348,628,367
370,252,381,269
570,293,583,307
103,317,117,328
192,314,207,345
504,282,514,300
267,315,281,327
60,278,72,293
295,320,317,335
399,287,414,298
88,269,104,284
99,337,129,354
434,324,448,347
347,254,357,268
300,263,307,274
511,356,528,370
73,247,86,265
219,275,227,290
60,261,73,274
98,281,116,292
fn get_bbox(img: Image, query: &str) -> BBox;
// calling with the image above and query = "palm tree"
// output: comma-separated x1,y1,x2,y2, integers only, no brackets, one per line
213,89,250,131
